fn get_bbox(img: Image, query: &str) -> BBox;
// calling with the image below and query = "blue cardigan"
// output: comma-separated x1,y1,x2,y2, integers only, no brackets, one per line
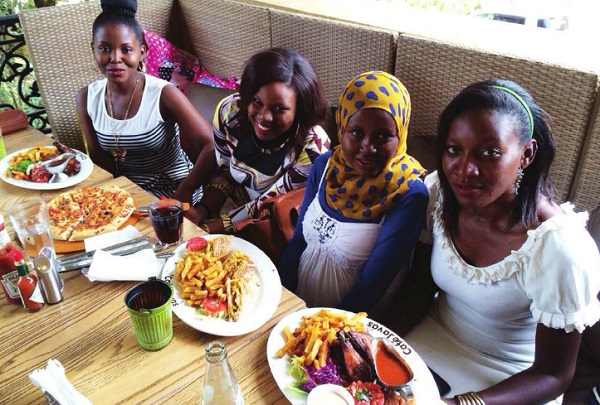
278,151,428,312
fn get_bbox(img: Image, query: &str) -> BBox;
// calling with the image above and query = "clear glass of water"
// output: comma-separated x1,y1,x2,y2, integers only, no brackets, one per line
9,199,54,259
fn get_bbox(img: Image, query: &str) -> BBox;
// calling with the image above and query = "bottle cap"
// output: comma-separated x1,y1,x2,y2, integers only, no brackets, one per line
15,259,29,276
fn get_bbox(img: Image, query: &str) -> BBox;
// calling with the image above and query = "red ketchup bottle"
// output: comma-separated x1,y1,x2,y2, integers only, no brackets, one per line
14,250,44,312
0,214,21,304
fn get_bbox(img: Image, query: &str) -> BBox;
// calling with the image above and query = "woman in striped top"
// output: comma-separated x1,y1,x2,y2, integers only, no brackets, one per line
189,48,330,233
76,0,213,204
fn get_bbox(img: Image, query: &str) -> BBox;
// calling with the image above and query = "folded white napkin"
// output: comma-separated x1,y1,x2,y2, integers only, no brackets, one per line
29,359,92,405
84,225,143,252
86,248,162,282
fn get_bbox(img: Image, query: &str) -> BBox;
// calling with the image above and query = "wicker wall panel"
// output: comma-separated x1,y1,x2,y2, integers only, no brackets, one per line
395,35,598,204
572,98,600,211
20,0,174,150
271,9,397,106
178,0,271,79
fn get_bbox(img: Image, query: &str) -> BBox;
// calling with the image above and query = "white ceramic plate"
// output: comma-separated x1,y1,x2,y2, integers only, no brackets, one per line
161,234,282,336
0,147,93,190
266,307,441,404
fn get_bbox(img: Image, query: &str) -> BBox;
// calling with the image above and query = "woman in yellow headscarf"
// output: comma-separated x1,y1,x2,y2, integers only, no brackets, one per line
279,71,428,313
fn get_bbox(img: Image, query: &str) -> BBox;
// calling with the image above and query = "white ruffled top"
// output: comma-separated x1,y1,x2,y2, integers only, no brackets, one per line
423,172,600,344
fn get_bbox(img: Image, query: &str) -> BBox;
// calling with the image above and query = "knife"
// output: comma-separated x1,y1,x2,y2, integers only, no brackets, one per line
58,242,173,273
58,235,149,265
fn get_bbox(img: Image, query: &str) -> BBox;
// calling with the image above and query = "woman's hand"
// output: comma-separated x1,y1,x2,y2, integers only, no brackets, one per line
184,205,208,225
473,324,582,404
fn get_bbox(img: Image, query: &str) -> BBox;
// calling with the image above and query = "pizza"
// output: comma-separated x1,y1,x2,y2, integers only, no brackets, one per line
47,185,135,241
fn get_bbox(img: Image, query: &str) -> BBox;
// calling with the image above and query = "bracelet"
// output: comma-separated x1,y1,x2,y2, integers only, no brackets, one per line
454,392,485,405
220,214,234,233
199,223,210,234
207,180,232,196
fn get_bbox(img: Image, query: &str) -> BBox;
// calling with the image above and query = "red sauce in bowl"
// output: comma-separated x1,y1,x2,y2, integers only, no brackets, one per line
374,341,411,386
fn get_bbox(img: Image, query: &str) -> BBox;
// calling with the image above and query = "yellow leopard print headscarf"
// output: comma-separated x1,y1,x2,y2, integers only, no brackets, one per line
325,71,426,219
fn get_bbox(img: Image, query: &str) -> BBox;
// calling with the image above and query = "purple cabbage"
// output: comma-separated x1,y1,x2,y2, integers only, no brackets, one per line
299,357,347,392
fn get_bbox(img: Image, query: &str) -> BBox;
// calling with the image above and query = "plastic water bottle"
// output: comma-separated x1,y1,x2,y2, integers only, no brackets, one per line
202,341,244,405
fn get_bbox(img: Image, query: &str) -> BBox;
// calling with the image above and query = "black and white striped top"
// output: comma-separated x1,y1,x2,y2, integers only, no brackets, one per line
87,74,201,204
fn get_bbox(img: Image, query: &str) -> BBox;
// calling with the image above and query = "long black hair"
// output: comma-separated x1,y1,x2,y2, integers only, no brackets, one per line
436,79,556,233
237,47,328,154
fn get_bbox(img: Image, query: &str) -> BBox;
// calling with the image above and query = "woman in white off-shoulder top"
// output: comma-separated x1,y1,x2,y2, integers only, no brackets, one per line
388,79,600,405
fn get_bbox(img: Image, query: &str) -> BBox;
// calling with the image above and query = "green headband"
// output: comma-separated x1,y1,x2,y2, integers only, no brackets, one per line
490,85,534,138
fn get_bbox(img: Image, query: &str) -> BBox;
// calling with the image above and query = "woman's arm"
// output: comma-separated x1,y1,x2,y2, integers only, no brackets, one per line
75,86,116,176
337,184,429,313
277,153,328,291
235,127,330,220
386,240,439,336
443,325,582,405
159,84,216,205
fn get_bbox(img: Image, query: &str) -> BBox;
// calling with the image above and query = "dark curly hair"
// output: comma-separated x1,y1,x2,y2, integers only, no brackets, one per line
436,79,556,233
237,47,328,154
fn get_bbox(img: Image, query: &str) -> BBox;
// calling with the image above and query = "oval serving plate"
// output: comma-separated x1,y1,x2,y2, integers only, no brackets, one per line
0,147,93,190
161,234,282,336
266,307,441,404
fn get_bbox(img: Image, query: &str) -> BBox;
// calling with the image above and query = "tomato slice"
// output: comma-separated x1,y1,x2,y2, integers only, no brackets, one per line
201,297,227,313
186,236,208,251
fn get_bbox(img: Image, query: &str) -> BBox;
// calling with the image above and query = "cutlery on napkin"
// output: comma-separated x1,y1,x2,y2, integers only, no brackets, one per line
86,248,163,281
29,359,92,405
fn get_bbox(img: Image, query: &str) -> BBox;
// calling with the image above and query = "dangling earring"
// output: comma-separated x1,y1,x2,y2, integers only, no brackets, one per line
138,59,146,73
91,60,98,71
515,167,524,195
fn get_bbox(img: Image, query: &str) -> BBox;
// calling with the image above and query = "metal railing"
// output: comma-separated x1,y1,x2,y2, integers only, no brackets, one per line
0,14,50,133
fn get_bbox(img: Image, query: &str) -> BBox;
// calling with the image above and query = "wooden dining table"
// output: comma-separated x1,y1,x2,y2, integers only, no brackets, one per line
0,127,305,404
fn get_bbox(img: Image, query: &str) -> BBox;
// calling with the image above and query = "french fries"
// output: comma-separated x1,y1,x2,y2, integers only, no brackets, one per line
276,309,367,369
175,237,251,321
8,146,58,167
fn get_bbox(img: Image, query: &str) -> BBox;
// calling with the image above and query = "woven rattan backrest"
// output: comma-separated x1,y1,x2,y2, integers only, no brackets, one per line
395,34,598,204
20,0,175,151
271,9,397,107
571,96,600,211
177,0,270,79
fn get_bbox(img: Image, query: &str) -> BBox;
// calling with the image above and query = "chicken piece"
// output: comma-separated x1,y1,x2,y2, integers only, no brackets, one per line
337,331,375,382
348,331,375,364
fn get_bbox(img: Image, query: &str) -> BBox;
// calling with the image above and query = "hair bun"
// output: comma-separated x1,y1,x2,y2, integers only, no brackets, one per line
101,0,137,17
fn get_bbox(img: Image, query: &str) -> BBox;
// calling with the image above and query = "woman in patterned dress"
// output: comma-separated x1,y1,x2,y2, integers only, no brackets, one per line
278,71,428,313
76,0,213,204
190,48,330,233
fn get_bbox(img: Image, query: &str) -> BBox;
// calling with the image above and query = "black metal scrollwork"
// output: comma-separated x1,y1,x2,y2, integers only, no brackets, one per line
0,14,49,133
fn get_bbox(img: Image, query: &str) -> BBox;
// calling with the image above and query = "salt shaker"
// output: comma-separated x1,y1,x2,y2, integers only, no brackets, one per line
202,341,244,405
33,255,63,304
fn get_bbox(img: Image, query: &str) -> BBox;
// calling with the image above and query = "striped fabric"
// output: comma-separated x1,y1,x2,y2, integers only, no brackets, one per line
212,94,330,221
87,74,201,203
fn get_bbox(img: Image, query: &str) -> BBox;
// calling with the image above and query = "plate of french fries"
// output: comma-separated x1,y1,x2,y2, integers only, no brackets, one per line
0,146,93,190
161,234,282,336
266,307,440,404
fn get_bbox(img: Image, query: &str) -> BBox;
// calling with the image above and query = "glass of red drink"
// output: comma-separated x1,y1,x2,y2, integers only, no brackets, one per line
149,199,183,246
